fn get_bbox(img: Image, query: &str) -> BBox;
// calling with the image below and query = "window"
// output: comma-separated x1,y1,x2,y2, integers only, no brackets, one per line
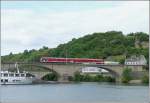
15,74,19,77
21,74,25,77
9,73,14,77
26,73,35,77
1,79,3,82
13,80,21,82
5,79,8,82
0,73,3,76
4,73,8,77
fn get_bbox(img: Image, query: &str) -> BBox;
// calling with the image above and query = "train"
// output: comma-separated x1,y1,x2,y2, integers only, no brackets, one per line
40,57,104,64
40,57,119,65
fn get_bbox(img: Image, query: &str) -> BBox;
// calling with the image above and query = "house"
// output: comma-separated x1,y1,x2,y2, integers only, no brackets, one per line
125,55,147,65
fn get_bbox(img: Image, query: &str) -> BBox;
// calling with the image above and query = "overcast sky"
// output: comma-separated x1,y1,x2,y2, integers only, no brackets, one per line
1,1,149,56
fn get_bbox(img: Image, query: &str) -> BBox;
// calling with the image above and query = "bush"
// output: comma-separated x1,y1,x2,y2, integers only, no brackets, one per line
72,72,116,82
82,74,92,82
74,71,83,82
141,74,149,84
94,74,104,82
121,68,132,83
104,76,116,82
68,76,74,81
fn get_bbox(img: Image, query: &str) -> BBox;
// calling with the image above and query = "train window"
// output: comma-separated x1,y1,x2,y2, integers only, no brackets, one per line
41,58,47,62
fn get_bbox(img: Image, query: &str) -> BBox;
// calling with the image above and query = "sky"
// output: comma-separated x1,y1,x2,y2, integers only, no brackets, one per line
1,1,149,56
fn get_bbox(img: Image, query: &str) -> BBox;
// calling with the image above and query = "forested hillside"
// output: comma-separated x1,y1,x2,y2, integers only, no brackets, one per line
2,31,149,64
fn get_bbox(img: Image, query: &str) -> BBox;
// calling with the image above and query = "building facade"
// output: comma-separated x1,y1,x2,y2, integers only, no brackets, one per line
125,55,147,65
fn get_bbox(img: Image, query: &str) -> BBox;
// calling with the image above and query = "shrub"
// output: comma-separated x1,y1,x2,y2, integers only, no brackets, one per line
72,72,116,82
74,71,83,82
121,68,132,83
104,76,116,82
94,74,104,82
141,74,149,84
68,76,74,81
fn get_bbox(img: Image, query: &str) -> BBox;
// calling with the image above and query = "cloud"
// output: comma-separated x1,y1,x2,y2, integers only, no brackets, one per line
1,1,149,55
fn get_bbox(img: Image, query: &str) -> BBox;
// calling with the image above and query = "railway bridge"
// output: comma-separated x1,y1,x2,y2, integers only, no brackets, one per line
1,62,144,81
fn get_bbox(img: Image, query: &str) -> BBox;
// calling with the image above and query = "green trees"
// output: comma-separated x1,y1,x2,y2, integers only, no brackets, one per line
1,31,149,65
103,76,116,82
23,50,29,55
121,68,132,83
135,32,149,42
141,74,149,84
72,72,115,82
94,75,104,82
73,71,83,82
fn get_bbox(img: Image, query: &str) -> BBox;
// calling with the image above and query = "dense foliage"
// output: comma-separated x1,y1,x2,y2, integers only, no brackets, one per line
141,74,149,84
121,68,132,83
2,31,149,66
69,71,116,82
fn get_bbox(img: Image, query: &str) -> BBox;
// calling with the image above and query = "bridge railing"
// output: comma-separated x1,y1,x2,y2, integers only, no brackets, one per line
1,62,145,67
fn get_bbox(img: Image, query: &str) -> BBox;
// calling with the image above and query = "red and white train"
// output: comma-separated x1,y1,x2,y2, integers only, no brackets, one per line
40,57,104,64
40,57,120,65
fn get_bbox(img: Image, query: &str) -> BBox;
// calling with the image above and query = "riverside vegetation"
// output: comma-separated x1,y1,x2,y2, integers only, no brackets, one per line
121,67,149,84
69,71,116,82
121,68,132,83
41,71,116,82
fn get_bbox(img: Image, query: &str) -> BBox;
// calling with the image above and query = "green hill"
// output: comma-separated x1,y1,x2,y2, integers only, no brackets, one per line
2,31,149,64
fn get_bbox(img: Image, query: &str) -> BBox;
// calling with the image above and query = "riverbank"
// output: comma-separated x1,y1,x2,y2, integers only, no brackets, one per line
32,80,148,86
2,101,148,103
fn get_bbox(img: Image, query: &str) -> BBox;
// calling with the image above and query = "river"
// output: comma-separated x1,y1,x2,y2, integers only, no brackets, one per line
0,83,149,103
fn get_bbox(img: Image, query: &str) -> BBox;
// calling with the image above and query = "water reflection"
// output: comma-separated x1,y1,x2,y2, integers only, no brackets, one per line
0,83,149,103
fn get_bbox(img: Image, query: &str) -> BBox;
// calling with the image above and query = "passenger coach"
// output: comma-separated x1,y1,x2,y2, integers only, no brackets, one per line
40,57,104,64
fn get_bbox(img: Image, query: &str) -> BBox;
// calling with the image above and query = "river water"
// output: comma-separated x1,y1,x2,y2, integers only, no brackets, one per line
0,83,149,103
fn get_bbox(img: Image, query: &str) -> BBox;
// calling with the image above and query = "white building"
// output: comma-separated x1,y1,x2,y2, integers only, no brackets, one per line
81,67,108,73
125,55,147,65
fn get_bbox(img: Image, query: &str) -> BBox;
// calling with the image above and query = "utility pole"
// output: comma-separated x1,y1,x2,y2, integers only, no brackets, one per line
65,46,67,64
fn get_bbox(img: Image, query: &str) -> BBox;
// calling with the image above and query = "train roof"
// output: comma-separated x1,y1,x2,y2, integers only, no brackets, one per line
41,57,103,60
